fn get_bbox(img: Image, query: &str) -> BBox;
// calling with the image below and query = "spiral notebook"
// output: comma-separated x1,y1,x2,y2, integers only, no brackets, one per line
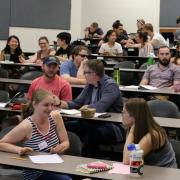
76,161,113,174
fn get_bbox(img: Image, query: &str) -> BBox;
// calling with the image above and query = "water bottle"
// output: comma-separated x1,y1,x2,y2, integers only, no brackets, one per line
147,53,155,67
113,66,120,85
127,144,144,177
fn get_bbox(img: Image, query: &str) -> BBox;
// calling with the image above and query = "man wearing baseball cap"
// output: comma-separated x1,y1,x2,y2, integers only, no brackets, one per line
27,56,72,103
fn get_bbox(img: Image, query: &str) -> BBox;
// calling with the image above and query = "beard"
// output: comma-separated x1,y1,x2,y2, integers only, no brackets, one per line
159,58,170,66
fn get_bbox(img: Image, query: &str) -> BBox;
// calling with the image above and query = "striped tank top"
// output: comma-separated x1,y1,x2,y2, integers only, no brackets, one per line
22,115,60,180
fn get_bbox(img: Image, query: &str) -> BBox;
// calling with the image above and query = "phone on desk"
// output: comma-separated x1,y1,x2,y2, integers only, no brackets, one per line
98,113,111,118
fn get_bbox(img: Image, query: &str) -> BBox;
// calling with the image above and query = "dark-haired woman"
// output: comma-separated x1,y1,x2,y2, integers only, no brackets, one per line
0,35,25,63
99,30,123,56
171,43,180,66
122,98,177,168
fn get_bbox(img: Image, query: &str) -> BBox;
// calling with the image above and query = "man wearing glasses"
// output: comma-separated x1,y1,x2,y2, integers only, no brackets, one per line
140,46,180,88
60,59,124,157
60,45,89,85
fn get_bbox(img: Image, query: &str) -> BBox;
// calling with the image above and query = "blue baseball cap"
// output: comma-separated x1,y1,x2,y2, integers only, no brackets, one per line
43,56,60,65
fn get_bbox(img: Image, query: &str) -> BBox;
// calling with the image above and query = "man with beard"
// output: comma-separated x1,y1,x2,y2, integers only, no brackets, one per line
27,56,72,102
140,46,180,88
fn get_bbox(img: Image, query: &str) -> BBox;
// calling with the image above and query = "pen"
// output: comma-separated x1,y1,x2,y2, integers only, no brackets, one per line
11,156,27,161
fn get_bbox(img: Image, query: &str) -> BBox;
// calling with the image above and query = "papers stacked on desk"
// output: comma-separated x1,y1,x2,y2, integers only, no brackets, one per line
60,109,80,115
29,154,64,164
120,85,158,90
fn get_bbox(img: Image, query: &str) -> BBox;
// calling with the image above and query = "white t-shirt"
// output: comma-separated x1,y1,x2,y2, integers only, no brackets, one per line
152,32,167,49
139,42,154,57
99,42,123,56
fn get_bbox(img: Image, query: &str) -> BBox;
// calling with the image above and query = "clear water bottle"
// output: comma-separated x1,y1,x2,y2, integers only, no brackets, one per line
113,66,120,85
127,144,144,177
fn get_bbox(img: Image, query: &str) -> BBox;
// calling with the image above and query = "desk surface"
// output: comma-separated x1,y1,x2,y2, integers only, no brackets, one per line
0,107,179,129
0,151,180,180
0,78,31,85
0,62,41,68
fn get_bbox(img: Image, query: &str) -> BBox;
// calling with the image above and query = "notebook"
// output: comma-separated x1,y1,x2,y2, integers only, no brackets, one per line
76,161,113,174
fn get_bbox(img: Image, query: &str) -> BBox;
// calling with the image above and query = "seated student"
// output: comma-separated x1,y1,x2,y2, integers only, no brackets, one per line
60,45,89,85
122,98,177,168
171,42,180,66
135,31,154,57
55,32,72,63
174,17,180,41
0,35,25,63
27,56,72,102
140,46,180,88
84,22,104,39
0,35,26,78
23,36,55,64
0,89,71,180
143,23,167,49
60,60,124,157
136,18,145,31
99,30,123,56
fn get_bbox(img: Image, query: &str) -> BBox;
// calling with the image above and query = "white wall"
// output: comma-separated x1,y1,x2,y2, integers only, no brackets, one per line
81,0,160,36
0,0,82,52
0,0,161,52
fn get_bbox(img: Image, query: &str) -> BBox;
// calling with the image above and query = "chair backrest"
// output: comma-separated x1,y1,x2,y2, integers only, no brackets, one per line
65,131,82,156
0,68,8,90
115,61,136,85
0,90,9,102
170,139,180,168
148,100,180,118
18,71,43,93
137,62,147,83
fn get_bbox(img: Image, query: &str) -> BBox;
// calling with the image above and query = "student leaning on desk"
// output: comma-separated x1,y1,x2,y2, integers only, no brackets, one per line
0,89,71,180
122,98,177,168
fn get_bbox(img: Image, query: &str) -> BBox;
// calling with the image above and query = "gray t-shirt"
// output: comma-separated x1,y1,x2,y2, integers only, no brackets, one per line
142,63,180,88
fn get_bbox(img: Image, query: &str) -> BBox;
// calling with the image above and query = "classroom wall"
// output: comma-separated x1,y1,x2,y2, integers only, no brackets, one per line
81,0,160,36
0,0,160,52
0,0,82,52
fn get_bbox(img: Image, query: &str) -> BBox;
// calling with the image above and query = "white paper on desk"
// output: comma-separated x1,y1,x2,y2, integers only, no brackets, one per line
29,154,64,164
74,112,107,118
60,109,81,115
140,85,158,90
124,85,139,89
0,102,8,108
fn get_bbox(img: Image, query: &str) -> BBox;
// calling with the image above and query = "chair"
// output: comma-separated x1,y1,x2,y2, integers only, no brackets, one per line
0,68,8,90
0,126,23,180
147,100,180,118
0,90,10,123
115,61,136,85
65,131,82,156
18,71,43,93
148,100,180,139
170,139,180,168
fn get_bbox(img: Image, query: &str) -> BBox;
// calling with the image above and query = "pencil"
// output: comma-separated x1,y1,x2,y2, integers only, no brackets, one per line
11,156,27,161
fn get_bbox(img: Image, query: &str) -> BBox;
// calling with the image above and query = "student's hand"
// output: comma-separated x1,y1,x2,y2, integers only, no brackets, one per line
19,56,26,63
60,100,68,109
18,147,33,155
36,59,43,65
50,143,68,154
52,95,61,110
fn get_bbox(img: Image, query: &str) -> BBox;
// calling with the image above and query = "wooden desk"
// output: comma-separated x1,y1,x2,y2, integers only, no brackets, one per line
0,78,31,85
160,27,180,33
0,107,179,129
0,62,41,68
0,151,180,180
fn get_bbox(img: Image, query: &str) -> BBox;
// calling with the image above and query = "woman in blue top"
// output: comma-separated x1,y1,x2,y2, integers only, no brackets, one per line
0,89,71,180
122,98,177,168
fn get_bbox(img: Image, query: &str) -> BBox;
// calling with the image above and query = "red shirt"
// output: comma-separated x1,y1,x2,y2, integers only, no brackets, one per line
27,75,72,101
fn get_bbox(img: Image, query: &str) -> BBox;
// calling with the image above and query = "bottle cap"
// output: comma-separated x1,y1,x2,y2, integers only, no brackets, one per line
127,144,136,151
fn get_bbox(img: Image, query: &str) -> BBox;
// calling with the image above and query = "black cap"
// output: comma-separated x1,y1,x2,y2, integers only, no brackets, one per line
43,56,60,65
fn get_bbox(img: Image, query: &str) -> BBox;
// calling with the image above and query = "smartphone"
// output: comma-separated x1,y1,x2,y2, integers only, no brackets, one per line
98,113,111,118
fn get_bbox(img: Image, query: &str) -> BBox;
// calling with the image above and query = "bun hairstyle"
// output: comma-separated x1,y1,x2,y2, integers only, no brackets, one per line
112,20,123,29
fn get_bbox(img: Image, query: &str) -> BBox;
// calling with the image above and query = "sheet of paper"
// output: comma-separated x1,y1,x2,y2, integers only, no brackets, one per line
60,109,80,115
124,85,139,89
108,163,130,174
0,102,7,108
140,85,158,90
74,112,107,118
29,154,64,164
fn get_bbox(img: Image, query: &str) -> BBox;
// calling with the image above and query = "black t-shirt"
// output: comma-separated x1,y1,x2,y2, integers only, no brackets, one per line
55,45,72,58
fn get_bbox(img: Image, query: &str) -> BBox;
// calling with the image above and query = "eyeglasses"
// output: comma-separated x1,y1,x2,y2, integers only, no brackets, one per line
83,71,94,75
78,54,88,58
